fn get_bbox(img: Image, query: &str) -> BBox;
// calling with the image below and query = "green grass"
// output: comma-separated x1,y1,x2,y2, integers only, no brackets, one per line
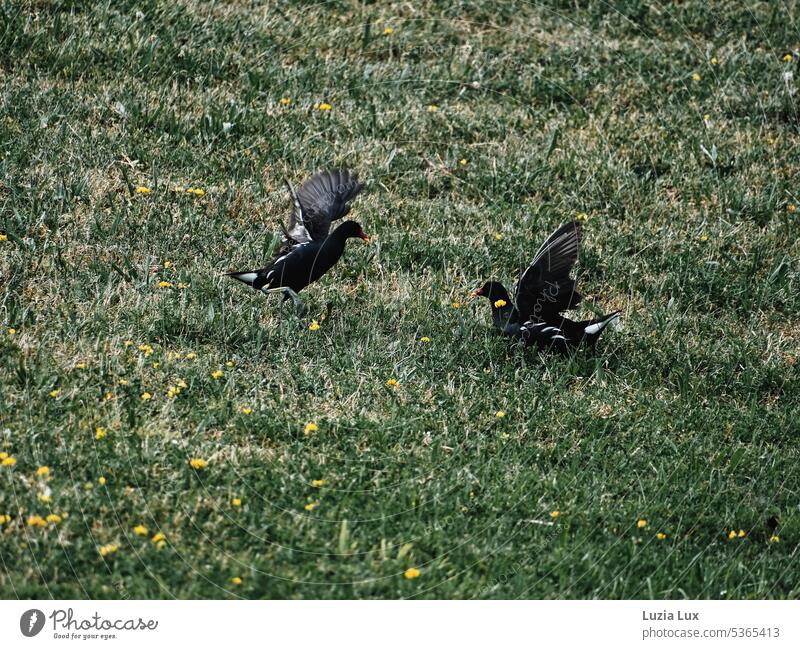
1,0,798,599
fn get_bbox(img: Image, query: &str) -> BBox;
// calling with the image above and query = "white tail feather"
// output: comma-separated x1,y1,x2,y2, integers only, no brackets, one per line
584,312,620,335
229,272,258,285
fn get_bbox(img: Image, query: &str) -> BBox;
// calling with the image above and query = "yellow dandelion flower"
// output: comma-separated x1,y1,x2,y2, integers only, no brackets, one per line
104,392,114,401
738,529,746,538
420,336,431,343
135,186,151,194
176,282,190,289
404,567,421,579
728,530,736,540
166,386,179,398
176,378,188,388
226,360,234,368
493,299,507,308
36,466,50,476
575,212,588,222
232,498,242,507
459,159,468,166
98,476,106,486
637,519,648,529
158,281,173,289
311,479,326,488
699,234,709,242
304,501,318,511
99,543,119,556
140,392,152,401
318,102,332,111
304,422,319,435
452,301,461,309
49,389,59,398
691,73,701,81
231,576,243,585
133,524,149,536
783,53,793,63
27,515,47,527
279,97,291,105
95,426,107,440
0,514,11,524
383,26,394,35
46,513,62,524
138,344,153,356
187,187,206,197
7,328,15,336
2,456,16,466
428,105,438,112
0,234,7,242
151,532,166,544
211,370,224,379
386,377,399,387
75,362,86,369
550,510,560,519
656,532,667,540
787,204,796,213
189,458,208,470
185,352,197,360
0,452,6,460
494,232,503,240
308,320,321,331
241,407,253,415
163,260,172,269
37,493,51,504
770,535,780,543
495,410,506,418
710,57,720,65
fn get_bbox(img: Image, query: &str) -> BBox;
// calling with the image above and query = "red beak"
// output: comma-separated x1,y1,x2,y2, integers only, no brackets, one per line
472,288,484,297
359,229,369,242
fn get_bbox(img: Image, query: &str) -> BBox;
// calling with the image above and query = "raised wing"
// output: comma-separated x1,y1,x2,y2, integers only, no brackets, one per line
273,169,363,262
514,221,582,322
291,169,363,241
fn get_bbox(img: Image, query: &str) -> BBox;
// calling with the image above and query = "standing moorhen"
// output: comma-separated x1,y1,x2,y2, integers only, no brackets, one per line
227,169,368,312
473,221,619,352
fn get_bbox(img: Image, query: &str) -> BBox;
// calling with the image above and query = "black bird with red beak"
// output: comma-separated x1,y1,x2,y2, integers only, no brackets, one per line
227,169,368,312
473,221,619,352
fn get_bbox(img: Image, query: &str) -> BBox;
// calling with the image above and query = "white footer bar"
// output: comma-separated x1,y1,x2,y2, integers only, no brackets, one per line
1,600,797,648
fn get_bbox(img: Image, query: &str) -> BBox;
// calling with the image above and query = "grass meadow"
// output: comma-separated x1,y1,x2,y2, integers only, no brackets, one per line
1,0,799,599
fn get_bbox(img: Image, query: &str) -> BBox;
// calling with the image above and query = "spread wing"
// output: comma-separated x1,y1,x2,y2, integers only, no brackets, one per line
291,169,363,241
272,168,363,262
514,221,582,322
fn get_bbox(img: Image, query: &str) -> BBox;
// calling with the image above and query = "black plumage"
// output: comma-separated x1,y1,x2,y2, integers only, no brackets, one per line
227,169,367,310
473,221,619,351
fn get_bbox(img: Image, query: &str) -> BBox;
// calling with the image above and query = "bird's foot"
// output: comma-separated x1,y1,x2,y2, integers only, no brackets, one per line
260,287,306,317
282,288,306,316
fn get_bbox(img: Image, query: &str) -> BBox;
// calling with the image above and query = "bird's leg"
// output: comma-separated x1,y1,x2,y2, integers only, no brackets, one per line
259,287,305,316
282,288,305,315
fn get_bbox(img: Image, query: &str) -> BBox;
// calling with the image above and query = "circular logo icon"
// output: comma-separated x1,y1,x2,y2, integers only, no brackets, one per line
20,609,46,637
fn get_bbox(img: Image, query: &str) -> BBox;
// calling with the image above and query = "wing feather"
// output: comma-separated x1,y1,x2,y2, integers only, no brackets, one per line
514,222,583,321
293,169,364,240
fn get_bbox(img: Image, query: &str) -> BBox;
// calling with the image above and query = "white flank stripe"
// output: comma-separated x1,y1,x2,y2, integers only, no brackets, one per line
551,334,567,341
234,272,258,284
